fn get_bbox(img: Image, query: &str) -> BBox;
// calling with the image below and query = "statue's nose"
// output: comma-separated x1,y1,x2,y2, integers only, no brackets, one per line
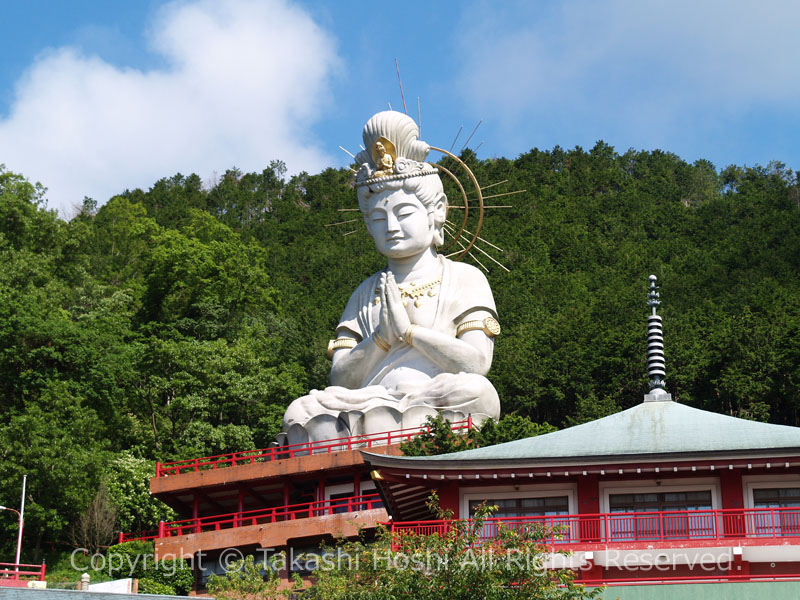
386,212,400,231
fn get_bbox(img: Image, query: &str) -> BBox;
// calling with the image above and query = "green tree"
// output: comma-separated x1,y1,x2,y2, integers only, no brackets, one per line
476,414,557,446
104,452,176,534
399,415,480,457
401,415,555,457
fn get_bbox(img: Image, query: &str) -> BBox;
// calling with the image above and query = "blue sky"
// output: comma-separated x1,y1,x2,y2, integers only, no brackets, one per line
1,0,799,215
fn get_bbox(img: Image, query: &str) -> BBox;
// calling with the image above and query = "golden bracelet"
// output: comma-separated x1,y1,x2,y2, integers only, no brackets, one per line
456,317,501,338
373,331,391,352
403,324,417,347
327,337,357,359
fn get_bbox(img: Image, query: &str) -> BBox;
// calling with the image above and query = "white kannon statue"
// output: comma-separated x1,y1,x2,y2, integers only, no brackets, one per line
281,111,501,444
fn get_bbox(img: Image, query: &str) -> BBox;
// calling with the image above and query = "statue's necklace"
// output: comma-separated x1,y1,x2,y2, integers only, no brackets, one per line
374,277,442,308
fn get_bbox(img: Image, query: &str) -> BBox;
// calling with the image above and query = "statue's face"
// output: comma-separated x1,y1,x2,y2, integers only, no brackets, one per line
366,188,435,259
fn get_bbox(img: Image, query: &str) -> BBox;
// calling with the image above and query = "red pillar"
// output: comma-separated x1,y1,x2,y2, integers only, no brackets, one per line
318,478,326,515
720,470,745,537
720,470,744,509
283,481,290,506
577,474,600,513
438,483,459,516
577,474,601,544
193,496,200,534
576,476,603,582
237,488,244,527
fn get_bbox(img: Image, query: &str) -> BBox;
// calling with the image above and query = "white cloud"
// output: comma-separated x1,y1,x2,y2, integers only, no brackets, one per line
0,0,339,215
455,0,800,158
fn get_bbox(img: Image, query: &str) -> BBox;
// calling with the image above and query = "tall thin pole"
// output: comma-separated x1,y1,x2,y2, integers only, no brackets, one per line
15,474,26,570
395,58,408,115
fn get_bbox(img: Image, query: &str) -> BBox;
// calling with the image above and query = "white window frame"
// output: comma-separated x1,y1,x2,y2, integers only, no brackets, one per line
743,474,800,509
459,483,577,520
597,477,720,542
599,477,720,514
324,479,375,502
324,482,353,502
742,474,800,537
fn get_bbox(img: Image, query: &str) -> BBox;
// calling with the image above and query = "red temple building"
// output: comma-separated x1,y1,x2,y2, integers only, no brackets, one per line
365,396,800,586
121,421,473,584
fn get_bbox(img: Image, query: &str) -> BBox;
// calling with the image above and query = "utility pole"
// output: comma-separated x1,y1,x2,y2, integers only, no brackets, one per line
15,475,26,570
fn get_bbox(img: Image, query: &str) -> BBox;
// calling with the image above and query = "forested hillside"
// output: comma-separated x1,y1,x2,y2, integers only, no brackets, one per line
1,143,798,559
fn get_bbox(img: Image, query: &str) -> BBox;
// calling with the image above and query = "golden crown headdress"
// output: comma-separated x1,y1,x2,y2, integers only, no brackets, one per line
354,111,438,187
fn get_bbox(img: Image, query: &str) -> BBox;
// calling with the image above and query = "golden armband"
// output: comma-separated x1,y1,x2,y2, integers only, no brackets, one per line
455,317,501,338
327,337,358,359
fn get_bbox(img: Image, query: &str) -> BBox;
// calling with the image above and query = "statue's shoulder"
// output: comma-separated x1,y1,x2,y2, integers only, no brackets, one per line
443,257,491,288
441,257,496,318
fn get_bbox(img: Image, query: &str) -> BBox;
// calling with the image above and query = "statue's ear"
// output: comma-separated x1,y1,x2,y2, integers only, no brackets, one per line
433,193,447,226
432,193,447,246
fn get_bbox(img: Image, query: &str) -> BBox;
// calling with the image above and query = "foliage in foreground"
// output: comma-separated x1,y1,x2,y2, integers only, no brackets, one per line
44,541,193,594
206,554,297,600
309,494,600,600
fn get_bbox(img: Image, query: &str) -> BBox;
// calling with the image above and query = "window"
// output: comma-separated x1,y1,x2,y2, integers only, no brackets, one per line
468,496,570,518
329,491,356,514
751,488,800,537
325,480,382,514
468,495,572,542
753,487,800,508
608,491,714,541
609,491,713,513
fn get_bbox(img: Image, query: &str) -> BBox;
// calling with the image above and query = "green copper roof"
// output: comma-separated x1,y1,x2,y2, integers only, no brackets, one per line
368,400,800,467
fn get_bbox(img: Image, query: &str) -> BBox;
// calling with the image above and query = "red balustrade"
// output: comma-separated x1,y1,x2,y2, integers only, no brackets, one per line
0,562,46,582
119,493,383,543
390,506,800,549
156,419,473,477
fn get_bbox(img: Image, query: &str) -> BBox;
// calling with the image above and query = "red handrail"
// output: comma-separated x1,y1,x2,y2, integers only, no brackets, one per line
156,418,473,477
0,562,46,581
390,506,800,549
120,493,383,542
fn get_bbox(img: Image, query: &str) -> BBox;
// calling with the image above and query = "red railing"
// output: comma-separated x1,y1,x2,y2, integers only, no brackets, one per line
390,507,800,548
0,562,46,582
156,418,473,477
120,493,383,543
